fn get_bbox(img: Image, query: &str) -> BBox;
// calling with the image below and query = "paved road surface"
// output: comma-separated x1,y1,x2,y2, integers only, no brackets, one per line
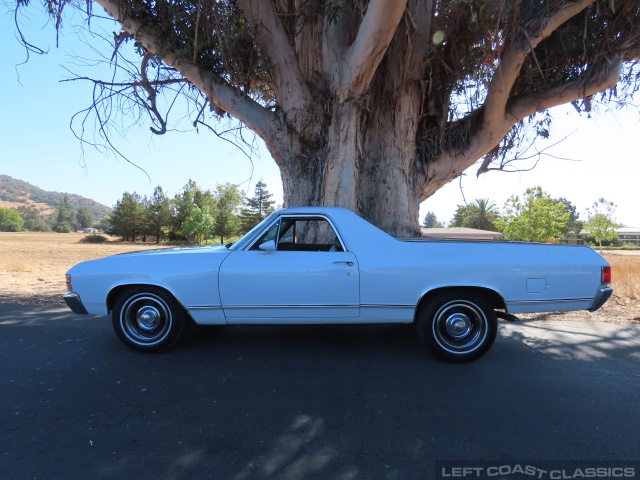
1,304,639,479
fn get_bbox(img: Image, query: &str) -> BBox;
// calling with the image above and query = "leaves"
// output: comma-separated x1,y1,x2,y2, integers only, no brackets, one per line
495,187,571,242
450,199,500,231
584,198,621,247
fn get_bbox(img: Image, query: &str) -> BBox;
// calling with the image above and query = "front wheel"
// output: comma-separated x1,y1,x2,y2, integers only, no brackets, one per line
417,293,497,362
112,287,187,352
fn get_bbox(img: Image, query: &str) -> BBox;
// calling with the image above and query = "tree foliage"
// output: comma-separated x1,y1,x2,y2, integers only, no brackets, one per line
55,196,76,232
110,192,148,241
556,197,583,237
76,206,94,229
422,211,443,228
145,186,172,243
212,183,243,244
496,187,570,242
450,199,500,231
240,180,275,232
0,207,25,232
584,198,621,247
14,0,640,235
104,180,266,243
182,205,215,244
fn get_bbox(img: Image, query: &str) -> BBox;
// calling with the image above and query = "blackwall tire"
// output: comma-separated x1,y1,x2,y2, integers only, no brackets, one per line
112,287,187,352
418,293,497,362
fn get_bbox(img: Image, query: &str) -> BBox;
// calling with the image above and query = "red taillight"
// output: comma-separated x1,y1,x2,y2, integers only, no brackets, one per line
602,266,612,284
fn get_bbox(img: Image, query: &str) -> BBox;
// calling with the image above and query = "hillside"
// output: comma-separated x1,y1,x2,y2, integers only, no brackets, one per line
0,175,112,219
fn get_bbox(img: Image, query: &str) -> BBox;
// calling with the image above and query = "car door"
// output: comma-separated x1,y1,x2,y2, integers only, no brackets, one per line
218,216,360,323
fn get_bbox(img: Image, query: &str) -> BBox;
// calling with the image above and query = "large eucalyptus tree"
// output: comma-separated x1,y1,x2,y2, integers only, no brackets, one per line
15,0,640,235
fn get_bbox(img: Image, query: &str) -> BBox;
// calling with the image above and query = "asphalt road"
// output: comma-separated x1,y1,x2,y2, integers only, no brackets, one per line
1,304,639,480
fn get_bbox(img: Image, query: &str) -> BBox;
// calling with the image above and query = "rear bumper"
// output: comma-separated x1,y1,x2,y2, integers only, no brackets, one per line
588,286,614,312
64,292,88,315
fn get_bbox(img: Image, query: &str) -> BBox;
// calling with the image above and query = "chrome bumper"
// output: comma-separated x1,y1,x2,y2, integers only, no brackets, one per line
64,292,88,315
588,286,614,312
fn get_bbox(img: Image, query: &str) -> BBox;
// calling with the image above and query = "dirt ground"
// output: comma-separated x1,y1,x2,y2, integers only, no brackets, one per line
0,232,171,306
1,232,638,324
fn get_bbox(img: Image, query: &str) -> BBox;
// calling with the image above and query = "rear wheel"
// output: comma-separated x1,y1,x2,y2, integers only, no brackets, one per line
112,287,187,352
417,293,497,362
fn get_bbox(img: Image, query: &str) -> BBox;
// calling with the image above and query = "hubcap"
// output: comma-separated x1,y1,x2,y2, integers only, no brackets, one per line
445,313,472,339
120,293,172,346
136,306,162,332
432,300,488,354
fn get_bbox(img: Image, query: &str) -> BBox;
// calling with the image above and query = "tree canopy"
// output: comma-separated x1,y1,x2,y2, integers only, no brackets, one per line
422,211,443,228
496,187,571,242
451,199,500,231
0,207,25,232
13,0,640,235
584,197,621,246
240,179,276,232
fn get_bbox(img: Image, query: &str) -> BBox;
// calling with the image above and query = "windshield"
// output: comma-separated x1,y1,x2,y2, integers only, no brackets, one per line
229,213,278,251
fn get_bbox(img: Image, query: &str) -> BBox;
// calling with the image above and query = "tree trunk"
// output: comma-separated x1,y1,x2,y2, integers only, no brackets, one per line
275,92,422,237
272,6,425,237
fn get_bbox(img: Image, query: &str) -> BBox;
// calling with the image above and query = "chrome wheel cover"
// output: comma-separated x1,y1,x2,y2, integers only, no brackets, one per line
119,293,172,346
432,300,488,354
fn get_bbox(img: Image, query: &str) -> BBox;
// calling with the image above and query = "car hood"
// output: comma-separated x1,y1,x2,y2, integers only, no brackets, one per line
67,244,232,276
113,244,230,257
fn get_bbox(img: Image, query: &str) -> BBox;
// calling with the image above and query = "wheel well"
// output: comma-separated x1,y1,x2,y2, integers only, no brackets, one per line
414,286,506,323
107,284,184,316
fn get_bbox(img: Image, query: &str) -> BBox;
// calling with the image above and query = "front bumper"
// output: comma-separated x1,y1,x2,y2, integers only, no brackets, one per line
588,286,614,312
64,292,88,315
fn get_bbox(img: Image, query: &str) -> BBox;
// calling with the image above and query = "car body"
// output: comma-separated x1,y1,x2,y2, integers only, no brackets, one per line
64,207,613,361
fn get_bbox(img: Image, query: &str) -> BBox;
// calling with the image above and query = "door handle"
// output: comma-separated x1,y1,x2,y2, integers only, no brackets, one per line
333,261,354,266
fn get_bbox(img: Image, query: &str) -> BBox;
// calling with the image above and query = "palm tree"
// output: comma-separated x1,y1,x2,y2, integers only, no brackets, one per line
451,199,500,231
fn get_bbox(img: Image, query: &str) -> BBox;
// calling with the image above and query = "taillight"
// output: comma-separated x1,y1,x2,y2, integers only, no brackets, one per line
602,266,612,284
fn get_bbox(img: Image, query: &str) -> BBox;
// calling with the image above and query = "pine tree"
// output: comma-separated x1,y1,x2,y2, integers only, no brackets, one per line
110,192,148,241
240,180,275,233
76,206,93,229
55,196,73,232
145,186,173,243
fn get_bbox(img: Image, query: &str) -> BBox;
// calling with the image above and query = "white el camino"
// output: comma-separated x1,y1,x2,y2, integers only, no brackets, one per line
64,207,613,362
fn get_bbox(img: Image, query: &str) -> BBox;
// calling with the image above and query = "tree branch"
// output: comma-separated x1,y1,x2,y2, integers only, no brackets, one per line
483,0,597,128
509,56,623,121
237,0,313,117
341,0,408,98
94,0,278,143
425,54,622,200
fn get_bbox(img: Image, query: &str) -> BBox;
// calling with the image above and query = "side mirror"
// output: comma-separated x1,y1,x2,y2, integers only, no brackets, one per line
259,240,276,252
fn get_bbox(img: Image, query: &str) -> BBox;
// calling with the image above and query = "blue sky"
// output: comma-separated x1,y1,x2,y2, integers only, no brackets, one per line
1,4,638,228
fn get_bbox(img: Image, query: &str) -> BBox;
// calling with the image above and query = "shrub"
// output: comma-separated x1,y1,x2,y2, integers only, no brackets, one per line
56,222,72,233
79,234,109,244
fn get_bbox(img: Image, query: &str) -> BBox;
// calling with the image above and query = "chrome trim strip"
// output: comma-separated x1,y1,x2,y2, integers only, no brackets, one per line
508,298,592,305
221,304,414,310
186,305,224,310
360,304,414,309
222,304,359,310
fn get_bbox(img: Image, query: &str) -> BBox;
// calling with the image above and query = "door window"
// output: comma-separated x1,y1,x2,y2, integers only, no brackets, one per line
252,217,344,252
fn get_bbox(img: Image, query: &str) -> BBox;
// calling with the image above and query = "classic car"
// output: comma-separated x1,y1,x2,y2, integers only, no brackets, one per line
64,207,613,362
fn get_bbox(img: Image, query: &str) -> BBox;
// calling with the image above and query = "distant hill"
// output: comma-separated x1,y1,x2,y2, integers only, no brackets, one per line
0,175,112,219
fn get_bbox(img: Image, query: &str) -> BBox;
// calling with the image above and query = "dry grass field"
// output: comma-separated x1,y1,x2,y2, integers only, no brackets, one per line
0,232,170,305
1,232,638,323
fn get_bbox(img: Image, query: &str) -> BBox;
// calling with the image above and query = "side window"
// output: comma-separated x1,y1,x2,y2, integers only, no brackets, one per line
250,222,279,250
277,218,343,252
